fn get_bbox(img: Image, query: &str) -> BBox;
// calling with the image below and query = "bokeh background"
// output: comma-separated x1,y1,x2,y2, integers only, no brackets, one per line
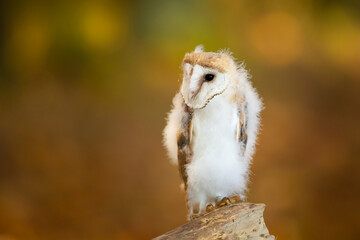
0,0,359,239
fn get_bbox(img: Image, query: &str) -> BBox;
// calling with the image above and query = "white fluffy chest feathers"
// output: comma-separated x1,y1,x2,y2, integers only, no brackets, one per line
191,94,239,145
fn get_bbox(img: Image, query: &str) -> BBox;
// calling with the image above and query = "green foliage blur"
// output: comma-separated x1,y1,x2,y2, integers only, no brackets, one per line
0,0,359,239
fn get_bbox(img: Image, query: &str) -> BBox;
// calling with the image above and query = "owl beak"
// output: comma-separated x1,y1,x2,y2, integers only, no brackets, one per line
189,90,199,100
188,78,203,101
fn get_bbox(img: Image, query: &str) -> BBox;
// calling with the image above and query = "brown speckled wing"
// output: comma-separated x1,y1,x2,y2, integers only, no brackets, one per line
238,102,248,153
177,105,193,190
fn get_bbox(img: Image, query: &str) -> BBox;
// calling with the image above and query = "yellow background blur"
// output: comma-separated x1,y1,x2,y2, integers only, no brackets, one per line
0,0,359,239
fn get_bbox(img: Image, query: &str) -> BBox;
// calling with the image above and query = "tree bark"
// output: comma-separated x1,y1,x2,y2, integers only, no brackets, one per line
153,202,274,240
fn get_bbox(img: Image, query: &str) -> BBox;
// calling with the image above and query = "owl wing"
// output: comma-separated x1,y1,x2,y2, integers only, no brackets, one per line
236,81,263,164
163,93,193,188
238,101,248,151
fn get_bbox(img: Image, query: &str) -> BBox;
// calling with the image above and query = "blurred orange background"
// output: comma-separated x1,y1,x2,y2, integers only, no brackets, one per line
0,0,359,239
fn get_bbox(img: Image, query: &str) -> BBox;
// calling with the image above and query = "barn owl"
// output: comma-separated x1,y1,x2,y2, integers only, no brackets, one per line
163,45,262,220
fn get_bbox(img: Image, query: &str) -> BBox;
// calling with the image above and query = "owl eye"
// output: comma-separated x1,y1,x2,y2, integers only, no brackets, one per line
205,74,215,81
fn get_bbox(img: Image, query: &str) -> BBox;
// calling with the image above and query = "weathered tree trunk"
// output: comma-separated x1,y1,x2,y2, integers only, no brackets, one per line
153,202,274,240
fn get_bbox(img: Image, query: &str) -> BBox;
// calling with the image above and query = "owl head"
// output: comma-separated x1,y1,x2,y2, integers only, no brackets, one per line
180,45,237,109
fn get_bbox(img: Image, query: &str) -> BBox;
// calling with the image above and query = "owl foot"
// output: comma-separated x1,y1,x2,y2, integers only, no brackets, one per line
215,197,231,208
206,203,214,213
229,195,242,204
190,214,200,220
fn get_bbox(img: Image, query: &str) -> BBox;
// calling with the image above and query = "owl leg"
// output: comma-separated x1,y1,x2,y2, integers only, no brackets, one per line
188,203,197,220
188,202,202,220
198,201,206,215
188,197,207,220
188,204,198,220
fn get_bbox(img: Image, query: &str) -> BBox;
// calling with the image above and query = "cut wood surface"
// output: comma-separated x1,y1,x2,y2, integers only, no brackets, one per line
153,202,274,240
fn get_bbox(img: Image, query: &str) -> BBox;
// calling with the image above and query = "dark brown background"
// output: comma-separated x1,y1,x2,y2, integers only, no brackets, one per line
0,0,359,239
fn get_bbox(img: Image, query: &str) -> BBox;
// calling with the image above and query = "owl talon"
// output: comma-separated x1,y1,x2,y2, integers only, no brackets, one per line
190,214,200,220
215,197,231,208
206,203,214,212
229,195,242,204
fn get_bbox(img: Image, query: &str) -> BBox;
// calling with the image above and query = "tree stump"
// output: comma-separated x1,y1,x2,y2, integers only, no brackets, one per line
153,202,274,240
